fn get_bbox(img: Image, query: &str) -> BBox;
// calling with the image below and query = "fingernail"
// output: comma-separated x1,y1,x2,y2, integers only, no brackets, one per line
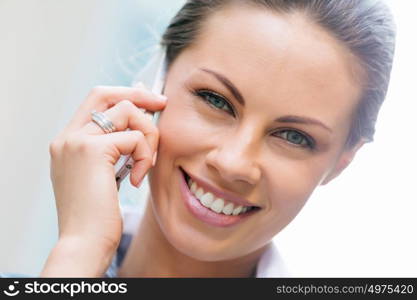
156,94,167,102
152,152,158,167
136,173,145,188
136,179,142,188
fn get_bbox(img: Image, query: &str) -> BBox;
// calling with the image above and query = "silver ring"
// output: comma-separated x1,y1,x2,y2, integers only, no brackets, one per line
91,110,116,134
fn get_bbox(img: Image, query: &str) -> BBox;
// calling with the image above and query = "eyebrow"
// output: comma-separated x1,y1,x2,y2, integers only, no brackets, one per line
199,68,332,133
275,115,333,132
200,68,245,105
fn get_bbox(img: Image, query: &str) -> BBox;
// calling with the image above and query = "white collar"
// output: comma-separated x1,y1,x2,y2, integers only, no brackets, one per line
255,242,290,277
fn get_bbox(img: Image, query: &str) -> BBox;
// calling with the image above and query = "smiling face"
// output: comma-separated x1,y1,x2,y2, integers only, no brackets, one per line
148,5,364,261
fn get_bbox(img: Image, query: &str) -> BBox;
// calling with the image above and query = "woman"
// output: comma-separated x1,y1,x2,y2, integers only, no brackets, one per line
41,0,395,277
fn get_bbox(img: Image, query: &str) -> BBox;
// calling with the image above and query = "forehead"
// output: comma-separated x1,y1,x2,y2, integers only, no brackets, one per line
178,4,364,129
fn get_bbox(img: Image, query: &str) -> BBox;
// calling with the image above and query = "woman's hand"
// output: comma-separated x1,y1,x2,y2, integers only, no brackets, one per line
41,85,167,277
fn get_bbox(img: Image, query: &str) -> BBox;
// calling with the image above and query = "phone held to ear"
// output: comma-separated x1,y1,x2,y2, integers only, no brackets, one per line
114,50,166,190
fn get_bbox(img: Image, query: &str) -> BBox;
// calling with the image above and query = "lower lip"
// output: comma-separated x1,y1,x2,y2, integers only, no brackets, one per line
179,168,255,227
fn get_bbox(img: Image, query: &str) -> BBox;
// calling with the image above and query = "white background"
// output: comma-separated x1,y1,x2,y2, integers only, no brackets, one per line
1,0,415,276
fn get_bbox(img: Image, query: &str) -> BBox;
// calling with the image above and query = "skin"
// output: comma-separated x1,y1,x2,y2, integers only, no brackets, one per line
118,5,366,277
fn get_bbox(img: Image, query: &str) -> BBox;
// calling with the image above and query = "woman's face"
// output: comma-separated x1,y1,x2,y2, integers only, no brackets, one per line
149,6,364,261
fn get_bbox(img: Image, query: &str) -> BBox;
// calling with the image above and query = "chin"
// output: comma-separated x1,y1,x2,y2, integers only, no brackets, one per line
164,224,243,262
147,155,265,262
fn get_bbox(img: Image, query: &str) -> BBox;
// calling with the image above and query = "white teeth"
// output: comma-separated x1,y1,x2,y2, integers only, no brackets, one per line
200,192,214,208
210,198,224,213
222,203,234,215
186,176,255,216
190,182,197,194
232,206,243,215
195,187,204,199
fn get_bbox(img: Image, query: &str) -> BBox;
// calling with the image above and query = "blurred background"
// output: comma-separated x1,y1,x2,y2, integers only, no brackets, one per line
0,0,415,276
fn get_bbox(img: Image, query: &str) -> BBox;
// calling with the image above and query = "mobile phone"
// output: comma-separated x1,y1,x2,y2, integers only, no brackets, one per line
114,49,166,190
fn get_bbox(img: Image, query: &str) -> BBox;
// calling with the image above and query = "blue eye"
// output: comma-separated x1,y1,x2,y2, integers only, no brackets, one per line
195,90,235,115
193,89,315,150
274,129,315,149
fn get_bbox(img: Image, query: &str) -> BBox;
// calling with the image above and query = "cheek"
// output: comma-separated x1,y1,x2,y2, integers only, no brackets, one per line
147,95,215,204
155,94,227,159
259,157,330,236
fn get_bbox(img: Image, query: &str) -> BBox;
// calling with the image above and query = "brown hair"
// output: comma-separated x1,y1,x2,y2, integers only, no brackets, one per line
161,0,396,148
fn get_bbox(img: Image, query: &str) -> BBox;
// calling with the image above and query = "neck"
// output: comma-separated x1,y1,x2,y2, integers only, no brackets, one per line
117,197,268,278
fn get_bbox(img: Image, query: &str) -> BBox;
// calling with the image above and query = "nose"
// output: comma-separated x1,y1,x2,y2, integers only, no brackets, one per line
205,127,262,186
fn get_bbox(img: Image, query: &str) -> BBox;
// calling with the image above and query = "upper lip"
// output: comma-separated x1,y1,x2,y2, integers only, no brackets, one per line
181,167,260,208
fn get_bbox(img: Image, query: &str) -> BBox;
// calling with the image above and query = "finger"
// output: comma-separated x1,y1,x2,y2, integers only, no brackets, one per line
99,130,153,187
83,100,159,155
64,85,167,133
